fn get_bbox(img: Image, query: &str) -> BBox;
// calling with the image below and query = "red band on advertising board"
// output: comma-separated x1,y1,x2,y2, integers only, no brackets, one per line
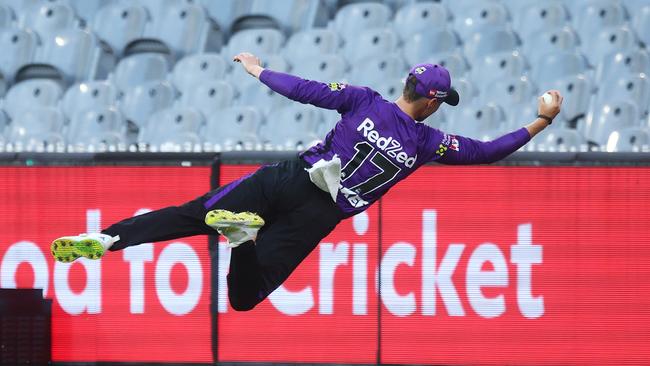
218,165,650,365
1,165,650,364
0,167,213,363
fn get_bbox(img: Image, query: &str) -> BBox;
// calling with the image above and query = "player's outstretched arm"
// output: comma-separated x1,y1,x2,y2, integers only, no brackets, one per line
233,51,366,113
436,90,563,165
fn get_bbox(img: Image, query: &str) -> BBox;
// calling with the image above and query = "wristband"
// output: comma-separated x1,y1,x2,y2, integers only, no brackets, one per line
537,114,553,124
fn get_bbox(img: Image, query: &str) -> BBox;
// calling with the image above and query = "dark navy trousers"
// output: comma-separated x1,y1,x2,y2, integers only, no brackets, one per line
102,159,343,311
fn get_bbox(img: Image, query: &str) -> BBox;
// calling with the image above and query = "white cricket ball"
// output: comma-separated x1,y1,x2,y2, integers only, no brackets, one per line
542,92,553,104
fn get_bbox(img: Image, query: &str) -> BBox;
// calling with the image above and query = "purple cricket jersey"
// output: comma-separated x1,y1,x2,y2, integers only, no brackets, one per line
259,70,531,218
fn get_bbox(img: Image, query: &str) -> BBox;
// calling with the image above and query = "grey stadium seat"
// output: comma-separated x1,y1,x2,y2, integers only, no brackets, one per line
452,1,509,40
229,53,289,90
93,3,147,56
67,107,127,151
202,106,262,151
333,2,392,43
604,127,650,152
576,0,627,48
112,53,169,93
402,29,460,66
374,77,404,102
633,5,650,47
4,79,63,119
532,50,590,84
0,27,37,80
172,53,227,94
446,102,506,141
586,100,639,145
471,50,528,86
598,74,650,118
0,4,13,29
541,74,594,124
140,107,203,151
62,80,119,119
451,77,479,107
343,28,398,64
284,29,340,62
463,28,519,61
20,2,76,41
583,26,639,67
145,2,219,58
65,0,113,26
347,53,405,88
514,1,569,39
33,28,102,84
524,26,580,63
595,49,650,85
425,51,469,79
480,75,537,107
291,54,347,82
225,28,285,58
120,81,175,128
535,127,585,152
179,80,234,118
238,81,291,116
393,2,449,41
7,106,65,150
260,104,321,150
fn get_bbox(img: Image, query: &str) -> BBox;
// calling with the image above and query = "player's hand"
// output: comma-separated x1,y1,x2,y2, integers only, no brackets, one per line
233,52,263,78
537,90,563,120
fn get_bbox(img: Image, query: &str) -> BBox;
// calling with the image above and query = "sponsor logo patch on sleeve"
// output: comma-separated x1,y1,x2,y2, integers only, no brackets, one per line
440,133,460,154
328,82,347,92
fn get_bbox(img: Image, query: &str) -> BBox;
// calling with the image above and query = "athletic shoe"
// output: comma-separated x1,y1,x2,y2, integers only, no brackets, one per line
204,209,265,248
50,233,120,263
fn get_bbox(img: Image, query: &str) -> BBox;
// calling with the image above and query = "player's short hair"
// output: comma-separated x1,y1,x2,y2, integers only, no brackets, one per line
403,74,425,103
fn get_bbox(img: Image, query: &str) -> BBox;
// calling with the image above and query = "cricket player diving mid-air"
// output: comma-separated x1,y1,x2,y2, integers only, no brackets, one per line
51,51,563,311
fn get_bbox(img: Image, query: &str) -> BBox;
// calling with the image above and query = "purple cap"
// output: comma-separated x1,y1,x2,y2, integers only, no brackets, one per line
409,63,459,106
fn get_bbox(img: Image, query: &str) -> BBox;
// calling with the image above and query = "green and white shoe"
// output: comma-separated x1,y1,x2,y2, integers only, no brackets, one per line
205,209,265,248
51,233,119,263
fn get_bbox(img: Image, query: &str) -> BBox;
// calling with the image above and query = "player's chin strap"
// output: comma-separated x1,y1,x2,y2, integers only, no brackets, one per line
537,114,553,124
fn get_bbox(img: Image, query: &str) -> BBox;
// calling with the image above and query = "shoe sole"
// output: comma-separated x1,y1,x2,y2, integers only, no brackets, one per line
51,238,105,263
204,210,265,231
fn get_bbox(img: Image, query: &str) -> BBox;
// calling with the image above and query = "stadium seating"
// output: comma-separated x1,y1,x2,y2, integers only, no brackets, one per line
343,27,398,63
4,79,63,119
514,1,569,39
332,2,391,43
470,50,528,86
140,107,203,151
393,2,448,41
67,106,126,151
585,100,639,145
260,104,322,150
178,80,234,118
62,80,118,119
632,5,650,47
0,27,37,80
0,0,648,152
119,80,175,129
7,106,65,150
111,53,169,93
401,29,460,66
347,53,405,87
284,29,340,62
93,3,148,56
452,1,510,40
29,28,104,85
605,127,650,152
203,106,262,151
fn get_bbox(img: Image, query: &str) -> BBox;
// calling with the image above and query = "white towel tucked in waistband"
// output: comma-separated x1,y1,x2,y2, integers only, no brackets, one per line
305,155,341,202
